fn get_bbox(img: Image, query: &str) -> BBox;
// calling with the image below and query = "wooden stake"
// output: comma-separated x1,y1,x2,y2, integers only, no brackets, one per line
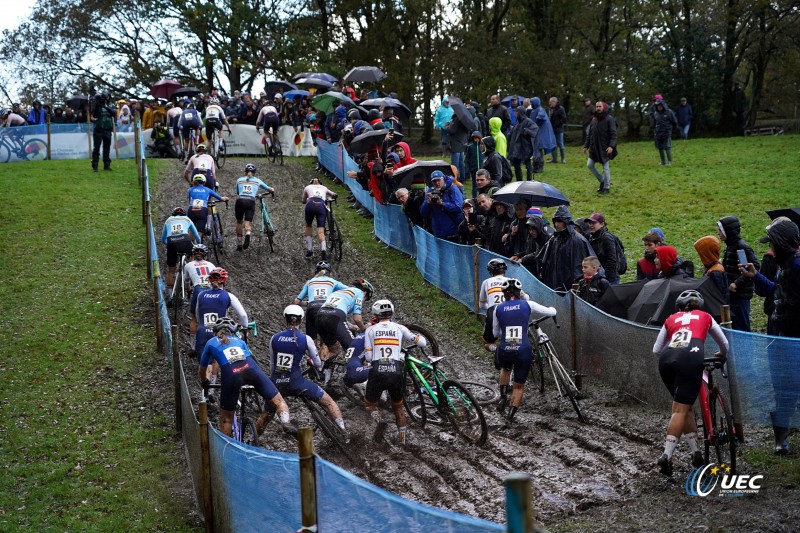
720,304,744,442
46,119,51,160
298,427,318,533
171,324,182,435
198,402,214,532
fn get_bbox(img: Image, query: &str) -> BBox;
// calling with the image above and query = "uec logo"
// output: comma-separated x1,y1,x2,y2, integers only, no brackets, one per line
686,463,763,497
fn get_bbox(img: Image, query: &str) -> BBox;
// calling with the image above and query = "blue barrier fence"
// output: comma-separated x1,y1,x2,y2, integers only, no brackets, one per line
316,140,800,428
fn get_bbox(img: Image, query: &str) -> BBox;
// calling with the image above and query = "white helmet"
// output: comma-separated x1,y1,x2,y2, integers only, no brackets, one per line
274,93,283,100
283,304,305,322
372,299,394,318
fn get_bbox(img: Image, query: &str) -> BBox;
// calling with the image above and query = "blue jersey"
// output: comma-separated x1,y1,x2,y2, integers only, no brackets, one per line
296,275,348,303
270,327,320,378
492,299,556,352
188,185,222,210
200,335,252,367
345,333,366,362
236,176,270,199
195,288,232,329
322,287,365,315
161,215,201,243
181,108,202,127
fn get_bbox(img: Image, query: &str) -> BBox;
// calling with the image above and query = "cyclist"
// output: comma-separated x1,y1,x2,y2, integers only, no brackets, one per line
199,316,291,437
492,278,556,426
363,299,427,445
342,331,369,397
294,261,348,344
652,290,729,476
187,174,228,237
1,108,27,128
315,279,374,362
204,97,232,155
302,177,338,259
195,268,249,399
480,259,529,353
268,305,347,433
178,100,203,160
185,244,216,335
235,163,274,251
167,100,184,156
161,207,201,296
256,97,281,154
184,144,218,191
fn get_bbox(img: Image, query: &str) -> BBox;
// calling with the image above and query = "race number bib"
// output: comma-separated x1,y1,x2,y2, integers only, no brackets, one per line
505,326,523,344
313,287,328,300
324,296,342,308
376,345,396,359
313,190,324,199
276,352,294,372
223,346,245,363
241,183,254,195
668,329,691,349
206,107,220,119
171,222,184,234
203,312,219,327
192,199,204,209
491,293,504,305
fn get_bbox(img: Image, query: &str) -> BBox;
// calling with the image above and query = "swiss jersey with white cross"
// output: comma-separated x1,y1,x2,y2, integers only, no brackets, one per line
663,310,713,342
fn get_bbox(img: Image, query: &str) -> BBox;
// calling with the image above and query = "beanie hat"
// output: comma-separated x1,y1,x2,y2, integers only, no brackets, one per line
526,207,542,217
648,227,666,242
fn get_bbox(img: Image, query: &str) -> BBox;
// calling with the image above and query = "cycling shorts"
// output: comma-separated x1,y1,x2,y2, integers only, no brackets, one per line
195,327,214,359
181,123,201,138
188,207,208,234
166,234,193,267
365,360,404,403
343,353,369,387
658,339,704,405
235,197,256,223
189,285,208,315
315,307,353,350
205,119,222,134
191,168,216,191
497,345,533,384
272,371,324,402
220,359,279,412
304,199,328,227
261,113,280,133
304,301,324,339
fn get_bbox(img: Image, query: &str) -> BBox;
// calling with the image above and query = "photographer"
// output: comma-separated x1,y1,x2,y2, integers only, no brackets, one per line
419,170,464,242
91,90,116,172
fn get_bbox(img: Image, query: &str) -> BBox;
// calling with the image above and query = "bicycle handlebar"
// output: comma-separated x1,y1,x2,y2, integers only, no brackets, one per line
530,314,559,329
256,190,275,200
703,356,728,379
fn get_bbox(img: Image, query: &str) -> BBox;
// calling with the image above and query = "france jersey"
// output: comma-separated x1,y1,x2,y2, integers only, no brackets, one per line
184,259,216,288
296,276,348,304
322,287,364,315
236,176,270,199
492,299,556,352
161,215,201,243
188,185,222,210
270,328,322,379
200,335,252,367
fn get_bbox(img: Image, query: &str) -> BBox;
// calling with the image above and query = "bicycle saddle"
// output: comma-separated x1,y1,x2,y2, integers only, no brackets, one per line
428,355,446,365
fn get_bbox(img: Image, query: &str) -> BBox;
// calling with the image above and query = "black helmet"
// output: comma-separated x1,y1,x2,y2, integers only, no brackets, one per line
487,258,508,275
244,163,256,173
353,279,374,300
500,278,523,293
212,316,238,334
315,261,332,274
347,108,360,121
367,109,381,121
675,290,704,311
172,207,185,216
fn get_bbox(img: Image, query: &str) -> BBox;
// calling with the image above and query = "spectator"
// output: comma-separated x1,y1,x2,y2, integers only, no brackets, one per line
489,117,507,157
548,97,567,163
471,100,490,136
583,100,617,194
474,170,500,198
693,236,729,303
150,121,176,158
576,256,610,306
482,198,513,256
50,106,67,124
465,131,485,198
480,136,504,183
420,170,464,241
529,97,556,165
655,245,688,278
395,188,425,228
392,141,416,168
652,99,677,166
573,217,590,237
507,106,538,182
90,91,116,172
445,111,470,186
434,96,453,156
486,95,510,135
26,99,47,125
637,231,664,280
538,206,595,292
502,201,532,259
366,109,385,130
507,96,520,128
581,97,594,144
141,99,155,129
63,107,78,124
717,215,760,331
382,106,402,133
585,212,620,285
517,213,552,275
458,203,486,245
675,97,694,140
117,101,133,132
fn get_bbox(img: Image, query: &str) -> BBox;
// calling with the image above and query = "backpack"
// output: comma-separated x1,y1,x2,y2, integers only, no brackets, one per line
499,154,513,184
610,233,627,275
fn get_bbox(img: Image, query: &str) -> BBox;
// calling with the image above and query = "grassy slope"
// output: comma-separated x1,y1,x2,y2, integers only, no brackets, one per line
0,159,197,530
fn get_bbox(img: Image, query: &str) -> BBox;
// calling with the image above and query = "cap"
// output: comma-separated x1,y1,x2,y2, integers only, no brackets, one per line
274,93,282,99
648,227,666,241
472,130,483,139
463,199,473,208
430,170,445,180
588,212,605,224
526,207,542,217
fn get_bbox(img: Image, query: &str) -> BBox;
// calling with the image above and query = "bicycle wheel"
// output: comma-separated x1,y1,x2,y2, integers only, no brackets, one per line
340,375,365,408
21,138,48,160
0,143,11,163
459,381,499,406
403,324,440,359
172,266,182,326
305,397,349,453
440,380,488,445
403,368,427,427
217,138,226,168
709,391,737,473
327,215,343,262
240,417,258,446
265,216,276,253
546,344,586,423
210,215,223,265
528,330,546,394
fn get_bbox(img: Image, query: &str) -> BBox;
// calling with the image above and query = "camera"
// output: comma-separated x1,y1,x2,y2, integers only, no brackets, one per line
429,190,441,202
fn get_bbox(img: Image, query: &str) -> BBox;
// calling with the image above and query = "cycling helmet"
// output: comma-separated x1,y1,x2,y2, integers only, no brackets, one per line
353,279,374,300
372,299,394,318
676,290,704,311
347,109,360,121
209,268,229,284
283,304,305,322
192,244,209,257
343,124,354,135
196,143,206,152
172,207,185,216
192,174,206,184
500,278,523,292
209,97,220,105
487,258,508,275
315,261,332,274
183,97,191,104
367,109,380,121
213,316,238,334
244,163,256,173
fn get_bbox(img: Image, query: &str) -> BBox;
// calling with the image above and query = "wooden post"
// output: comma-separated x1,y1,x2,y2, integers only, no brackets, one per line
473,242,481,316
153,278,163,352
134,112,141,186
720,305,744,442
86,107,92,161
172,324,182,435
145,200,153,280
505,472,534,533
198,402,215,533
570,284,581,390
112,114,120,160
46,119,51,160
298,427,318,533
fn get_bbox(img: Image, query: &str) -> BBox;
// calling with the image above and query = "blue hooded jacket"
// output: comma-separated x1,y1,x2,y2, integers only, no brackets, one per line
419,173,465,239
531,97,556,153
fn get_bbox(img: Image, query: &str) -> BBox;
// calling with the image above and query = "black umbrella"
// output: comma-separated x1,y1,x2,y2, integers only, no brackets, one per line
492,180,570,208
343,66,387,83
305,72,338,83
295,77,333,90
360,97,412,121
596,280,650,319
172,87,202,98
450,101,475,130
66,95,89,110
627,275,725,326
348,129,403,155
291,72,313,81
767,208,800,227
392,160,454,189
264,80,297,96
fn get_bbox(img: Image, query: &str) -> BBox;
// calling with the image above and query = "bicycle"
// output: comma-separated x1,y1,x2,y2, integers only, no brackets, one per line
205,383,259,446
182,129,199,161
170,252,191,326
295,390,351,458
324,198,344,262
206,199,228,265
528,315,586,423
0,131,48,162
256,191,277,252
696,356,737,473
265,129,283,166
207,127,228,169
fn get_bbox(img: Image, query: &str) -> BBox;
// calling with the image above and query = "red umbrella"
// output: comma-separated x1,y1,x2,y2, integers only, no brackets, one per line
150,79,182,99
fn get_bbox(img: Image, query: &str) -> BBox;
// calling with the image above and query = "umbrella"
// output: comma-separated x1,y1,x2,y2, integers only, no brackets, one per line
627,276,725,326
392,160,454,189
66,95,89,110
450,101,475,130
292,72,313,81
767,208,800,227
348,129,403,156
283,89,311,100
312,91,355,115
596,280,650,319
305,72,338,83
264,80,297,96
172,87,201,98
501,95,526,105
343,66,387,83
492,181,570,208
295,77,333,90
359,97,411,121
150,79,182,99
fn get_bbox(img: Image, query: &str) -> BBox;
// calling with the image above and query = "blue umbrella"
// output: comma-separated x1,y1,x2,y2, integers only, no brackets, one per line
501,95,526,106
283,89,311,100
492,180,570,207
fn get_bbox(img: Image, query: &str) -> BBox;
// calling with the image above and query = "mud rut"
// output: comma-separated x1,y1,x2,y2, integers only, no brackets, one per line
155,158,798,531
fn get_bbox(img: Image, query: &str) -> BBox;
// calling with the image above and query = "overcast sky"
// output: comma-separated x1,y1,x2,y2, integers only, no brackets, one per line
0,0,35,33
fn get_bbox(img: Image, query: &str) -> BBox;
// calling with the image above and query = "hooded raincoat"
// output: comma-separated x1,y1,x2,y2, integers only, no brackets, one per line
538,206,595,291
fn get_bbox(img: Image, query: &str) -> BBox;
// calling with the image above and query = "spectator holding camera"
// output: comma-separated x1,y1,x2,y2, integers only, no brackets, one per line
90,91,117,172
420,170,464,242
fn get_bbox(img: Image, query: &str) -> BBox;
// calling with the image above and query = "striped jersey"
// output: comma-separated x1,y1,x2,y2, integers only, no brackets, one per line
322,287,365,315
296,275,348,303
363,320,422,363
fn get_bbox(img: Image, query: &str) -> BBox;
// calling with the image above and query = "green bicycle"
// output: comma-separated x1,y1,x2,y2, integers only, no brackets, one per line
256,191,276,252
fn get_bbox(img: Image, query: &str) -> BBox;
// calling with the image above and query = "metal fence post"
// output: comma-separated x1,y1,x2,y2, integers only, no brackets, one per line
720,304,744,442
473,242,481,317
198,402,215,532
171,325,182,435
505,472,535,533
570,284,581,390
46,119,52,160
145,199,153,280
298,427,318,533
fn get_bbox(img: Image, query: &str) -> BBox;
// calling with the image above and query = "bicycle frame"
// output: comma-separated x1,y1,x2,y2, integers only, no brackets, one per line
405,355,467,413
698,364,736,445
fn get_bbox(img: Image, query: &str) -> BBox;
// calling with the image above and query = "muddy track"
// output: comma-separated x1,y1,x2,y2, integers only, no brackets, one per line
155,157,799,531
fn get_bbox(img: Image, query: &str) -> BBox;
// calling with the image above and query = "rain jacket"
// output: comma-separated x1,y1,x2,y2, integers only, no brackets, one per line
675,102,694,127
419,174,464,240
694,236,729,303
486,102,511,134
484,200,514,256
519,216,552,275
507,109,539,163
577,272,610,306
489,117,507,157
434,102,454,130
655,246,688,278
652,100,677,146
465,133,485,175
717,216,759,299
530,97,556,153
333,104,348,136
445,118,470,153
584,104,617,163
538,206,595,291
752,217,800,337
637,252,660,280
589,226,619,283
394,142,417,169
480,136,503,183
505,214,533,259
